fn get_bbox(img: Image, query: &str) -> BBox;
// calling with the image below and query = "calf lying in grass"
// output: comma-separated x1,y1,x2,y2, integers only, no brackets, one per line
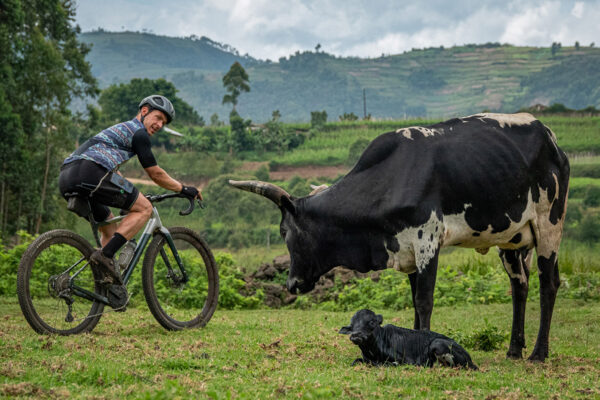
339,309,478,369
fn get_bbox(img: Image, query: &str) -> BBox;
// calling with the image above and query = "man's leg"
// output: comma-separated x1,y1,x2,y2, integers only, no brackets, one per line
92,194,152,284
98,212,117,247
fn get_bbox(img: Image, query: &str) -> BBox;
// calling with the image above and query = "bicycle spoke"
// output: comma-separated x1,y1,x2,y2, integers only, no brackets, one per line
142,227,218,330
18,230,105,335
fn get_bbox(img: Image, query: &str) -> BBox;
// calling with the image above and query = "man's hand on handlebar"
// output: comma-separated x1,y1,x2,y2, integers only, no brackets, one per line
181,185,203,201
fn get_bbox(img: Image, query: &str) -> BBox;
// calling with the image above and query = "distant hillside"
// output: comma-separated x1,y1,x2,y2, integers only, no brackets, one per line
80,32,600,121
80,31,258,85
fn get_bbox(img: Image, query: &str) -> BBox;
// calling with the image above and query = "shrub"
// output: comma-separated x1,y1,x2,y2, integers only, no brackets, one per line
347,138,370,166
583,186,600,206
254,165,270,181
310,110,328,130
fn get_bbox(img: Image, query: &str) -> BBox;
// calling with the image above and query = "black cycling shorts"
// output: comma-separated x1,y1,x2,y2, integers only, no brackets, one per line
59,159,140,222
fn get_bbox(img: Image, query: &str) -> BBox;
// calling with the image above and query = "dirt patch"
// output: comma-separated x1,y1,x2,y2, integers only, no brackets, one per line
269,165,348,180
125,177,210,189
242,254,381,308
240,163,348,181
240,161,269,171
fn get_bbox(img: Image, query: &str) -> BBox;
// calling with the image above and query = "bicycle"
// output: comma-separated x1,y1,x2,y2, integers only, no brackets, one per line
17,193,219,335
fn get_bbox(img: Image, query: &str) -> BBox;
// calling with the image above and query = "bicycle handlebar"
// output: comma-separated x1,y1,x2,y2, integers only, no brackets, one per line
145,193,204,216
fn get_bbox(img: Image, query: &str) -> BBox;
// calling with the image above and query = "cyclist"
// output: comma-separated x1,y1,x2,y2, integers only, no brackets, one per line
59,95,201,284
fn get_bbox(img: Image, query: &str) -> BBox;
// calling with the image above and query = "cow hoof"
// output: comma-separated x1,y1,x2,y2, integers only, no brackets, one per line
506,350,523,360
527,353,546,363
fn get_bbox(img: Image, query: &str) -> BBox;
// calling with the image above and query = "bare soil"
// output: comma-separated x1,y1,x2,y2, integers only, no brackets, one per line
240,162,348,180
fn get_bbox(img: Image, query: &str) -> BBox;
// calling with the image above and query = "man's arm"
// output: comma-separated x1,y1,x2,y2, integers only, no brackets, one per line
144,165,182,191
144,165,203,199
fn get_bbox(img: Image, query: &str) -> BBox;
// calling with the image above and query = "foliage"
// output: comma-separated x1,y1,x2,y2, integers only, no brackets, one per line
583,185,600,207
222,62,250,111
228,111,253,152
310,110,328,130
214,252,263,309
97,78,203,129
518,55,600,110
347,138,371,166
339,112,359,121
0,0,98,237
80,31,600,120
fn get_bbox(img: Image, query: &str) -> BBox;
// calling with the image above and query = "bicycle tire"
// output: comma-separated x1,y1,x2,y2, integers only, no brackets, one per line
17,229,106,335
142,227,219,330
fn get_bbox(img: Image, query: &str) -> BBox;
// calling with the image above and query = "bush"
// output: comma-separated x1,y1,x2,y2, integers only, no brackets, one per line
347,138,370,166
583,186,600,206
254,165,270,181
447,320,508,351
578,215,600,243
310,110,327,130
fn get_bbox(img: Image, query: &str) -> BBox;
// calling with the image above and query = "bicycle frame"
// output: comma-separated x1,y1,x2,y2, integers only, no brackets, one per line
69,204,187,306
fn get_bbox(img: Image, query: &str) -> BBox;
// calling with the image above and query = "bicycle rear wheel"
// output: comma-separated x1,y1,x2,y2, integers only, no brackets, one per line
142,227,219,330
17,229,106,335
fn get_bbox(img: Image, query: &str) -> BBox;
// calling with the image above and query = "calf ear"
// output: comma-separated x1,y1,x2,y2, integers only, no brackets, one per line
376,314,383,325
339,326,352,334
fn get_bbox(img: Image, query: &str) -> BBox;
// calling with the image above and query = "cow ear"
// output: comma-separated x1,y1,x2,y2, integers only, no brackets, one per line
376,314,383,325
280,196,296,215
339,326,352,335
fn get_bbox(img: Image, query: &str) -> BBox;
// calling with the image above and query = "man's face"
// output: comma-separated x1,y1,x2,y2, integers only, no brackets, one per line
141,107,168,135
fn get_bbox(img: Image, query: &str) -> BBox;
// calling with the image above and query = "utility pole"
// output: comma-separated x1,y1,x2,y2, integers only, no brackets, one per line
363,89,367,119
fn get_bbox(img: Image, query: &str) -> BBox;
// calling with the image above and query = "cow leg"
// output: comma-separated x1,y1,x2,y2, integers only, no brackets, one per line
499,248,532,359
529,252,560,362
408,272,420,330
412,248,440,330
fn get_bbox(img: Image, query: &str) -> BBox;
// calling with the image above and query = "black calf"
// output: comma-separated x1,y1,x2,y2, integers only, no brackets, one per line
339,309,478,369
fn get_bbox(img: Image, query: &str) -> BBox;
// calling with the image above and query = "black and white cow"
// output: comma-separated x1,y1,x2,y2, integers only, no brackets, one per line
339,309,478,369
230,113,570,362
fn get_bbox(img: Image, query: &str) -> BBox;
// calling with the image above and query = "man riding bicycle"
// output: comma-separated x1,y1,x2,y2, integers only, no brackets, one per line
59,95,201,285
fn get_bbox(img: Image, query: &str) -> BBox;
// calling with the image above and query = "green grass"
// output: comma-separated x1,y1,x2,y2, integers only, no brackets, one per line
263,116,599,168
1,297,599,399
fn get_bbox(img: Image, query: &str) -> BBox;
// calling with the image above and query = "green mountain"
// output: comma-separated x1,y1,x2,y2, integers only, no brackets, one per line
80,32,600,122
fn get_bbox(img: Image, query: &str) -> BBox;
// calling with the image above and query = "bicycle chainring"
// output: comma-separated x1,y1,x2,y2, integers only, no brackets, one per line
107,284,129,310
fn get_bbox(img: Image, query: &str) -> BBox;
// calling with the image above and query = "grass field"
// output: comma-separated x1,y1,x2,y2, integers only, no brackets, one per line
1,298,599,399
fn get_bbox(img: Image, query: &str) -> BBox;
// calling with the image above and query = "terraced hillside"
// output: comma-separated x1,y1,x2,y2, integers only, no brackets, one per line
81,32,600,121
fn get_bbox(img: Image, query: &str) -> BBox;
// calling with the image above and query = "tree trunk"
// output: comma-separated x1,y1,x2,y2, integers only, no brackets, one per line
0,176,5,235
16,191,22,243
2,187,7,235
35,125,51,234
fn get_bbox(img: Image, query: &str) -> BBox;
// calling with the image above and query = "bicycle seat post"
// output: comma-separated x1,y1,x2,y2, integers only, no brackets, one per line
89,215,102,248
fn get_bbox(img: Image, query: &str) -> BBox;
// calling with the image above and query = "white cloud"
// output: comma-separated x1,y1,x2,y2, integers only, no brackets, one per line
75,0,600,59
571,1,585,18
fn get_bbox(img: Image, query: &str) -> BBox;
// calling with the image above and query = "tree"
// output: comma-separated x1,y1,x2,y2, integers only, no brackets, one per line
310,110,328,130
98,78,203,126
0,0,98,236
315,43,322,53
575,41,580,50
222,62,250,112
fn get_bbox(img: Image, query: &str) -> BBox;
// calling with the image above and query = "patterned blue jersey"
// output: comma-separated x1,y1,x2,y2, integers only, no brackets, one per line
64,118,145,171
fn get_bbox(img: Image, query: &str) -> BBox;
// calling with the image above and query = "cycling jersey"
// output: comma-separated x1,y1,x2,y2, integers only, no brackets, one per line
63,118,157,171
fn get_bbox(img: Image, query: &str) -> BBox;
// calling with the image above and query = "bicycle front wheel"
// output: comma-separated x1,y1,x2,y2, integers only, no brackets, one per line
142,227,219,330
17,229,106,335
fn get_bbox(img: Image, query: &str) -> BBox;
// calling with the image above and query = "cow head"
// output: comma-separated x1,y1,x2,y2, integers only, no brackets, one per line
229,180,339,294
339,309,383,345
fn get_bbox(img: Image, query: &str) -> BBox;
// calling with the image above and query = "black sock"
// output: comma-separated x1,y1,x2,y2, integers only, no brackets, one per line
102,233,127,258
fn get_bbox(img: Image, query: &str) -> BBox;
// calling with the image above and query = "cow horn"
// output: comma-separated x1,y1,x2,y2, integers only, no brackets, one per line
228,180,291,207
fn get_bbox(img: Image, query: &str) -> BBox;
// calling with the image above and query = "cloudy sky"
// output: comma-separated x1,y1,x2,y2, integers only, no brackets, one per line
76,0,600,60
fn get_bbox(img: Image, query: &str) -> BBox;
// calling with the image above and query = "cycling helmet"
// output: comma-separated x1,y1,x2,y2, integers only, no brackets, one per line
139,95,175,124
